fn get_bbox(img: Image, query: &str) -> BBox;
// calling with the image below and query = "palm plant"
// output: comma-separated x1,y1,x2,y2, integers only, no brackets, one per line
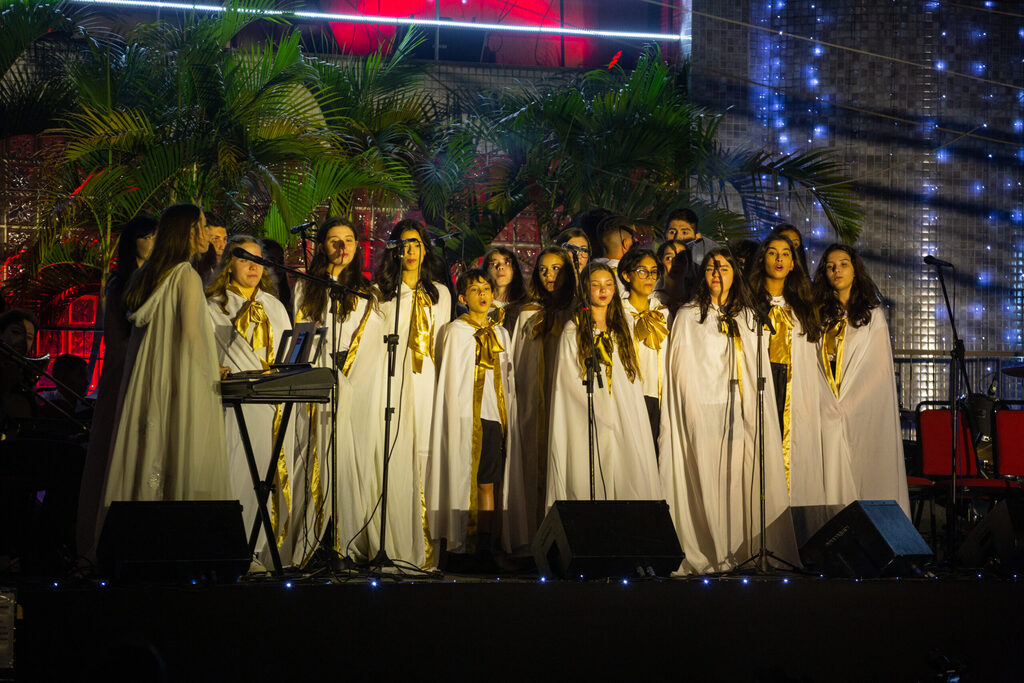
469,47,863,244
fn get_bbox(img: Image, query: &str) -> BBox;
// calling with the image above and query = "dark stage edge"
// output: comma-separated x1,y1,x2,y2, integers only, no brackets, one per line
8,572,1024,682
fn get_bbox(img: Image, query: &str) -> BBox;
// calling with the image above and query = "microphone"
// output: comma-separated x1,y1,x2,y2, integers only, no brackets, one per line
385,237,419,249
560,242,589,253
429,231,458,246
289,220,316,235
923,254,954,268
231,247,276,267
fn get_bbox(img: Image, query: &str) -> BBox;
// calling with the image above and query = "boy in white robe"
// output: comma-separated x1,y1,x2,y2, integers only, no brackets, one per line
427,269,527,565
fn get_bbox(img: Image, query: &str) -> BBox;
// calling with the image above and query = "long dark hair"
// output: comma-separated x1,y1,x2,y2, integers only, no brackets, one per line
124,203,202,312
529,246,577,338
205,235,278,313
573,262,640,382
748,234,821,343
112,214,158,288
691,249,751,326
298,216,372,325
812,243,881,329
374,219,446,303
483,246,527,304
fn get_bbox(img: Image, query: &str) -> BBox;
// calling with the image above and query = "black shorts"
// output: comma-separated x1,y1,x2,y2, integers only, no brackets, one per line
478,419,506,486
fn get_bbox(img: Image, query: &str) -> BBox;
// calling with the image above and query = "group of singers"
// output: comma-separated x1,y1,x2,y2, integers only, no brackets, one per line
75,203,909,576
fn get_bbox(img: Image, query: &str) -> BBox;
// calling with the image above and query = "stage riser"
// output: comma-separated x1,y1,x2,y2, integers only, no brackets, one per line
14,579,1024,682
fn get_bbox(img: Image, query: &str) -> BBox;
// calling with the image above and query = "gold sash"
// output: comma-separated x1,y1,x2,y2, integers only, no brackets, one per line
408,287,435,374
822,318,847,398
768,304,794,495
488,304,506,327
594,331,615,392
631,308,668,351
228,285,274,369
719,316,743,400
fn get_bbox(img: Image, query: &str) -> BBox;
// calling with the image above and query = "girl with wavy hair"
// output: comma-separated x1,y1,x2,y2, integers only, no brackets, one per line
812,244,909,517
659,249,797,574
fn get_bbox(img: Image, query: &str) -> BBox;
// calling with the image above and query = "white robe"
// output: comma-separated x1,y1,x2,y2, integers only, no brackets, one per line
425,318,527,554
818,308,909,517
622,297,672,401
546,321,662,505
208,289,293,566
659,305,798,574
292,281,386,565
509,305,561,544
374,281,451,568
97,263,230,534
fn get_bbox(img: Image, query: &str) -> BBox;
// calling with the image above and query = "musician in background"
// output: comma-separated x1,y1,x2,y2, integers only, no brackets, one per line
0,308,40,425
88,204,230,560
207,235,294,569
77,214,157,561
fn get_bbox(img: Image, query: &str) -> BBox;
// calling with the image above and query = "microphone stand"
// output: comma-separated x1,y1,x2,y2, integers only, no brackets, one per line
0,344,89,436
733,303,797,574
567,250,602,500
370,246,403,574
930,259,970,563
231,249,368,572
294,225,311,271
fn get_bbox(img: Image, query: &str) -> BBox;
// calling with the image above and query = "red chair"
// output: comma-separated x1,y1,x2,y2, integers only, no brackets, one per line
994,407,1024,477
917,403,1022,495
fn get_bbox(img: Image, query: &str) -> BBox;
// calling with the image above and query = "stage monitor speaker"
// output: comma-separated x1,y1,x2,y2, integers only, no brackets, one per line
799,499,932,578
97,500,249,583
959,499,1024,571
532,500,683,579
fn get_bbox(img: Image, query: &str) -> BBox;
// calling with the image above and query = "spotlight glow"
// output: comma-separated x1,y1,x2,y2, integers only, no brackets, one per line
70,0,690,42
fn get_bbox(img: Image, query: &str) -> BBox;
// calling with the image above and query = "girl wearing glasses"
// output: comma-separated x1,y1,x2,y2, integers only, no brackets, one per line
618,248,672,455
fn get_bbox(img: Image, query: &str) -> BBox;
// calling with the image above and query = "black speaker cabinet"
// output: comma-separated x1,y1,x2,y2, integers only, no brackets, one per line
532,500,683,579
799,499,932,578
959,499,1024,571
97,500,249,583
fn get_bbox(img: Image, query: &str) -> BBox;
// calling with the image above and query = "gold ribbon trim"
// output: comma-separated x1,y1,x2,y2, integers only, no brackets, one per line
488,304,506,327
822,318,847,398
719,316,744,400
340,301,372,377
768,304,794,495
228,285,274,369
408,287,435,375
594,331,615,392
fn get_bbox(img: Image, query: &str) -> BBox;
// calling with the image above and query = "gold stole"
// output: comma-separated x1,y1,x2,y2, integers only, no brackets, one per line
718,315,744,400
593,330,615,392
488,304,506,327
822,318,847,398
630,306,668,399
228,285,291,544
408,286,436,374
459,315,509,551
768,304,795,495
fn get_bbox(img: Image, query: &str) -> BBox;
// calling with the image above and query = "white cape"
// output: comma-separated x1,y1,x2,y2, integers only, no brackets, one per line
622,297,672,401
658,305,798,574
208,289,293,566
425,318,527,554
97,263,230,537
373,281,451,568
292,281,386,565
546,321,662,505
818,308,909,517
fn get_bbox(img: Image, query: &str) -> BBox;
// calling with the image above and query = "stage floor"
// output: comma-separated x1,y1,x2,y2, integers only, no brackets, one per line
8,570,1023,682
